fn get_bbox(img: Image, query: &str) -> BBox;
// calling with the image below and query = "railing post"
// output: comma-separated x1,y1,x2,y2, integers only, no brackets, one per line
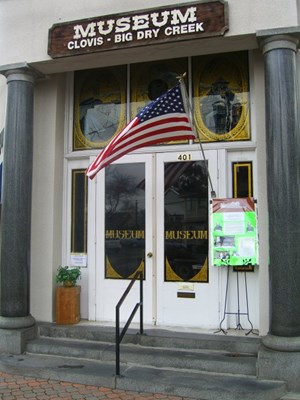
116,306,120,376
140,272,144,335
115,271,144,376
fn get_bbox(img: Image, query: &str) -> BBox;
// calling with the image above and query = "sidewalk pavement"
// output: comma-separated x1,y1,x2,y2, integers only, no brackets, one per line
0,371,196,400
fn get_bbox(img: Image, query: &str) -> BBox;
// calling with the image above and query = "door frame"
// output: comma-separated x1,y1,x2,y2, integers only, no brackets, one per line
90,148,220,328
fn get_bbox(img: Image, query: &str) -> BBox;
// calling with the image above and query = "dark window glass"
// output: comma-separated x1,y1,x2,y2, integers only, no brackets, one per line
71,169,88,253
164,161,209,282
105,163,145,279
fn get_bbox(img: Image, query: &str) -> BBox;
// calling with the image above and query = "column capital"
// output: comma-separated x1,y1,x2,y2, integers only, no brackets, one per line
0,62,43,84
256,26,300,54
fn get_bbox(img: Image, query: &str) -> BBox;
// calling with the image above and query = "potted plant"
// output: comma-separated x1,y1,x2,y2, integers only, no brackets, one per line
55,266,81,325
56,265,81,287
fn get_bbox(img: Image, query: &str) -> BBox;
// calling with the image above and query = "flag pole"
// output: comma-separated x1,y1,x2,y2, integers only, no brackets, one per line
177,73,216,198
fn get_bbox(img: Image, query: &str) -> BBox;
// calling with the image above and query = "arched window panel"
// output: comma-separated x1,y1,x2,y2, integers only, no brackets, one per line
73,65,127,150
192,51,250,142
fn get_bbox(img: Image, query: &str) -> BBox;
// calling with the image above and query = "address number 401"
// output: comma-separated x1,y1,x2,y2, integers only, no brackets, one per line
177,154,192,161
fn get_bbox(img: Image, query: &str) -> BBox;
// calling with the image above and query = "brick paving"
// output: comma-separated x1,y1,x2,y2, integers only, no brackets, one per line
0,372,195,400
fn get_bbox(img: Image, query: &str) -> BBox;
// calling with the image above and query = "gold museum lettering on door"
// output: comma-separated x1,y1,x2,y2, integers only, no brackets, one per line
105,230,207,240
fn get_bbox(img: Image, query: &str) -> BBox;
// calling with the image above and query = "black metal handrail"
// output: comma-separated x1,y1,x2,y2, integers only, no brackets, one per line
115,270,143,376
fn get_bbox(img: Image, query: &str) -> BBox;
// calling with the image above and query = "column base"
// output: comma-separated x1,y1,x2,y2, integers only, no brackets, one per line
0,315,36,354
0,315,35,329
258,335,300,391
0,327,36,355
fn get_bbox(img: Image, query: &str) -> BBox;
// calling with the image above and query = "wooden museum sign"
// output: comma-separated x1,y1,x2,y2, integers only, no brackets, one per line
48,1,228,58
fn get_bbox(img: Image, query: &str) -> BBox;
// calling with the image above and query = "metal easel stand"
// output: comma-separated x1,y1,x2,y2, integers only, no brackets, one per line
214,266,257,336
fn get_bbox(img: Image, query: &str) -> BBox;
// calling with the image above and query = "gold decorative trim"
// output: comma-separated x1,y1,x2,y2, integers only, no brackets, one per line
105,255,123,279
105,256,145,280
128,260,145,279
165,257,208,283
165,257,183,281
190,258,208,282
233,162,253,198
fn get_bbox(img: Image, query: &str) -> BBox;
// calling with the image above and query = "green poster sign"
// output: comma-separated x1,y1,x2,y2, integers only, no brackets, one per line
211,198,258,267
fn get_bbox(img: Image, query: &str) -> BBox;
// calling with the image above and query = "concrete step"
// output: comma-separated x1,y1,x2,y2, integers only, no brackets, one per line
0,352,286,400
37,322,261,354
19,323,287,400
25,336,257,376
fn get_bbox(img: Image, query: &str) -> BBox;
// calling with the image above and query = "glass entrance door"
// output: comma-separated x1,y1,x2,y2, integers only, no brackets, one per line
155,151,219,328
95,153,154,323
94,150,219,329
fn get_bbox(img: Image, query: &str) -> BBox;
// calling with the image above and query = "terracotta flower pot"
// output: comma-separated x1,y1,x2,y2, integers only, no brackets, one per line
56,286,81,324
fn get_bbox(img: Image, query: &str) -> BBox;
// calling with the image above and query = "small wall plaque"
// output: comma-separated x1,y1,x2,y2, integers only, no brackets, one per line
177,292,196,299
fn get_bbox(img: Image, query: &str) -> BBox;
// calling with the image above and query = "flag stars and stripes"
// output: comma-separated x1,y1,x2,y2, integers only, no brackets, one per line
139,86,185,123
86,83,196,180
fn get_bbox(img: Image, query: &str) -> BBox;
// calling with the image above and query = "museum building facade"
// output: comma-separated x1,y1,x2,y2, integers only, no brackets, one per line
0,0,299,389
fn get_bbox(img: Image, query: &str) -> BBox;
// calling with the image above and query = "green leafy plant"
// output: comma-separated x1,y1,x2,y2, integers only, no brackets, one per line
56,266,81,287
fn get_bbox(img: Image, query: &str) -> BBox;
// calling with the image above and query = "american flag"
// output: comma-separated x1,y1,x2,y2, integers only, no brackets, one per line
86,83,196,179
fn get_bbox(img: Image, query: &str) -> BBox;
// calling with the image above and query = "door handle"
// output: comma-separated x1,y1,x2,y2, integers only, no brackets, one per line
147,252,153,258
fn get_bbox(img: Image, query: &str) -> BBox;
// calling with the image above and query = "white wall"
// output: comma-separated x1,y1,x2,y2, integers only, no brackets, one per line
250,51,269,336
30,74,65,321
